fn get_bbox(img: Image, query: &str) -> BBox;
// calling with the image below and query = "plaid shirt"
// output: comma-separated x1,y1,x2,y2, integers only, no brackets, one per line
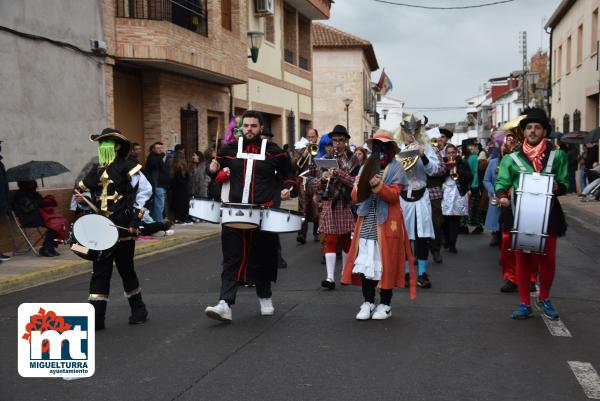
427,147,447,201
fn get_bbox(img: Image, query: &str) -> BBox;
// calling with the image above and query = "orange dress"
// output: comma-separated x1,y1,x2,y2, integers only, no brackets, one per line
341,176,416,300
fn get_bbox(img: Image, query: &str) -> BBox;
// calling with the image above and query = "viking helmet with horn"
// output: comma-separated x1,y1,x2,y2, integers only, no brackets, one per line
401,114,428,134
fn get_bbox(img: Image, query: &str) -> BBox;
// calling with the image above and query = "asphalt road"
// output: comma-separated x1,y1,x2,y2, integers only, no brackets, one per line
2,216,600,401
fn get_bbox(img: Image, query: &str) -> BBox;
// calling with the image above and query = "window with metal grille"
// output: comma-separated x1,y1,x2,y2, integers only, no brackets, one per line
287,111,295,148
116,0,208,36
573,109,581,132
181,104,198,162
563,113,570,133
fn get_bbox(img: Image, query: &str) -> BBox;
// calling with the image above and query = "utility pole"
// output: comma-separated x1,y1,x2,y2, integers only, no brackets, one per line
519,31,528,110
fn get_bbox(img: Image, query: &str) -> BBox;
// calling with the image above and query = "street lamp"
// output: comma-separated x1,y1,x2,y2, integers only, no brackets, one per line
382,109,389,120
343,98,352,132
247,31,264,63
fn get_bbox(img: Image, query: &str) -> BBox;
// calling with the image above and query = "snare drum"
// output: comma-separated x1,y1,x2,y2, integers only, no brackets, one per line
221,203,261,229
260,207,304,233
189,197,221,224
511,172,554,254
68,214,119,261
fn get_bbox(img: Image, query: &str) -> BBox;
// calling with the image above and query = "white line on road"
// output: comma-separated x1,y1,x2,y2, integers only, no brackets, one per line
542,315,572,337
568,361,600,399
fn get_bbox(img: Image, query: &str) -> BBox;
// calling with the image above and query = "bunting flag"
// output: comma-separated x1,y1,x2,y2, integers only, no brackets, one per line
377,69,393,95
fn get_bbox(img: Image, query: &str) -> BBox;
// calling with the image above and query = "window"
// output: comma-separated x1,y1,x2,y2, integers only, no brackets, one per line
283,6,297,65
221,0,232,31
566,36,572,73
297,16,311,70
558,45,563,78
577,24,583,65
266,15,275,43
563,113,570,133
573,109,581,131
593,9,599,54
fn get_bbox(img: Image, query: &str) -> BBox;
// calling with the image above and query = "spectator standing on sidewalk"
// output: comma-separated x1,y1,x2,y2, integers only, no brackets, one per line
189,151,208,198
145,142,170,222
169,149,192,224
0,140,11,262
128,142,143,164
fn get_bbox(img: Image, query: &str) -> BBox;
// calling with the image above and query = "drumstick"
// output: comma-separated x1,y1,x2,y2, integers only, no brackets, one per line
73,189,99,213
109,223,131,231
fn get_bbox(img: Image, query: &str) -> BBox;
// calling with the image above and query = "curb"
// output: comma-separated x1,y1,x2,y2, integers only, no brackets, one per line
0,231,220,296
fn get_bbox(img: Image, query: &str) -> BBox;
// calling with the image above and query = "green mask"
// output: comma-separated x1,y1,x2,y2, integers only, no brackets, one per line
98,140,116,166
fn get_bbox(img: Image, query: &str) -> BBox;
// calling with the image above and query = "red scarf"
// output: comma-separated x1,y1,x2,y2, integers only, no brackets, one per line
522,140,547,172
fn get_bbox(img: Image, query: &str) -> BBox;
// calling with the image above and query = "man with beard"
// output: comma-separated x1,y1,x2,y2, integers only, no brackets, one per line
205,110,297,322
495,108,568,320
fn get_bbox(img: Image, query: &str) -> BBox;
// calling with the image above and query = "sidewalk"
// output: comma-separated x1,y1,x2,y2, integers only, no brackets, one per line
558,193,600,233
0,221,222,295
0,200,298,295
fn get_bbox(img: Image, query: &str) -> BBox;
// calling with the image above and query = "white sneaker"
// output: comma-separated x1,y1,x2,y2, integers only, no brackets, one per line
371,304,392,320
205,300,232,322
164,229,175,236
355,302,375,320
259,298,275,316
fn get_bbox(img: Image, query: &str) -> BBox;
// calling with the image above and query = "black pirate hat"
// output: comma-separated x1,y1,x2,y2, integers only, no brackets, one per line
90,128,131,156
328,125,350,139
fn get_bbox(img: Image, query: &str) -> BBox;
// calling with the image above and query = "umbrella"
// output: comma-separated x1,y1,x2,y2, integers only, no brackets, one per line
584,127,600,144
559,131,588,145
549,131,563,139
6,160,69,187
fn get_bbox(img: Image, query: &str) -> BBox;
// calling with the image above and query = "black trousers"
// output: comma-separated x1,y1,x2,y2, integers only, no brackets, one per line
362,277,393,305
89,239,139,296
429,198,443,254
445,216,461,249
140,221,169,236
219,226,278,305
42,229,58,250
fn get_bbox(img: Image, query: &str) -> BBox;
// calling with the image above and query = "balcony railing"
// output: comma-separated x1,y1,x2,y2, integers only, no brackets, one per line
116,0,208,37
284,49,294,64
298,56,309,71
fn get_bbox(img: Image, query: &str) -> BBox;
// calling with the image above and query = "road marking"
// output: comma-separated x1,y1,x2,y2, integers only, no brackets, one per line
568,361,600,399
541,315,572,337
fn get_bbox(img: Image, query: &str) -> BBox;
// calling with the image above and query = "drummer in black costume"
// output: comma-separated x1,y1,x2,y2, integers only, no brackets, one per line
75,129,152,330
205,110,297,322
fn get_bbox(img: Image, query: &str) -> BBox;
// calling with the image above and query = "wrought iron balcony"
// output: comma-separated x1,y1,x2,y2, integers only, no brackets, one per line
116,0,208,36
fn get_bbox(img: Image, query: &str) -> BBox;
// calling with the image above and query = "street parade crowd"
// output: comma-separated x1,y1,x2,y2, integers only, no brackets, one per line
0,107,580,329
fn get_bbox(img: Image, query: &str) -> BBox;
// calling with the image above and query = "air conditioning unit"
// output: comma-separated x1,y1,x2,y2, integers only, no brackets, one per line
255,0,275,16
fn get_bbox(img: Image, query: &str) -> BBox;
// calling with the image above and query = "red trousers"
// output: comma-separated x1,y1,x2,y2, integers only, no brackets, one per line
501,230,537,284
324,234,351,254
514,234,557,305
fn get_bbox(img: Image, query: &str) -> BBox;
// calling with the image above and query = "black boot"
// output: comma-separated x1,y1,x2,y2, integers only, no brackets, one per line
89,300,107,330
127,293,148,325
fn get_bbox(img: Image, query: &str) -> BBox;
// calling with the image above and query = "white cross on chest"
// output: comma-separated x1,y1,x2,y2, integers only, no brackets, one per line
236,137,268,204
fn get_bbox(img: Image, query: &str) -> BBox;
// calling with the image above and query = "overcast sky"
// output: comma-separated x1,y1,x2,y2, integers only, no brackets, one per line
325,0,563,124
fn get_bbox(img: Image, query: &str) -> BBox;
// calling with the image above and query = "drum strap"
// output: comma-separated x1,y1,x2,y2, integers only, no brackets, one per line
544,150,556,174
509,153,527,172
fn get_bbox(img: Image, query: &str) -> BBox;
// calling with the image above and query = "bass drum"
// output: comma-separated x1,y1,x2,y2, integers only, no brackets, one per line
221,203,261,229
68,214,119,261
260,207,304,233
189,197,221,224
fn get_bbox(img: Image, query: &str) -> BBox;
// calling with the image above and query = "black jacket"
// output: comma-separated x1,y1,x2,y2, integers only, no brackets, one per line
215,138,296,205
144,152,170,189
0,156,8,214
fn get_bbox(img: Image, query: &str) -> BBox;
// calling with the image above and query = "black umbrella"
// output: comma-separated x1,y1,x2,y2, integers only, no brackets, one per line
6,160,69,187
584,127,600,144
549,131,563,139
559,131,588,145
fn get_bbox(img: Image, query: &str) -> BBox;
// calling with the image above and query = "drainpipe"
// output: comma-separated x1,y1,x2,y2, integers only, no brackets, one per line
545,26,553,120
228,85,234,120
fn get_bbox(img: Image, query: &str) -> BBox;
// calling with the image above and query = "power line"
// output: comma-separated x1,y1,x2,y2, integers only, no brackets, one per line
372,0,514,10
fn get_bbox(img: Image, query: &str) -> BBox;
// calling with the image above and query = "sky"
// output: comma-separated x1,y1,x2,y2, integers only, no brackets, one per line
325,0,563,124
